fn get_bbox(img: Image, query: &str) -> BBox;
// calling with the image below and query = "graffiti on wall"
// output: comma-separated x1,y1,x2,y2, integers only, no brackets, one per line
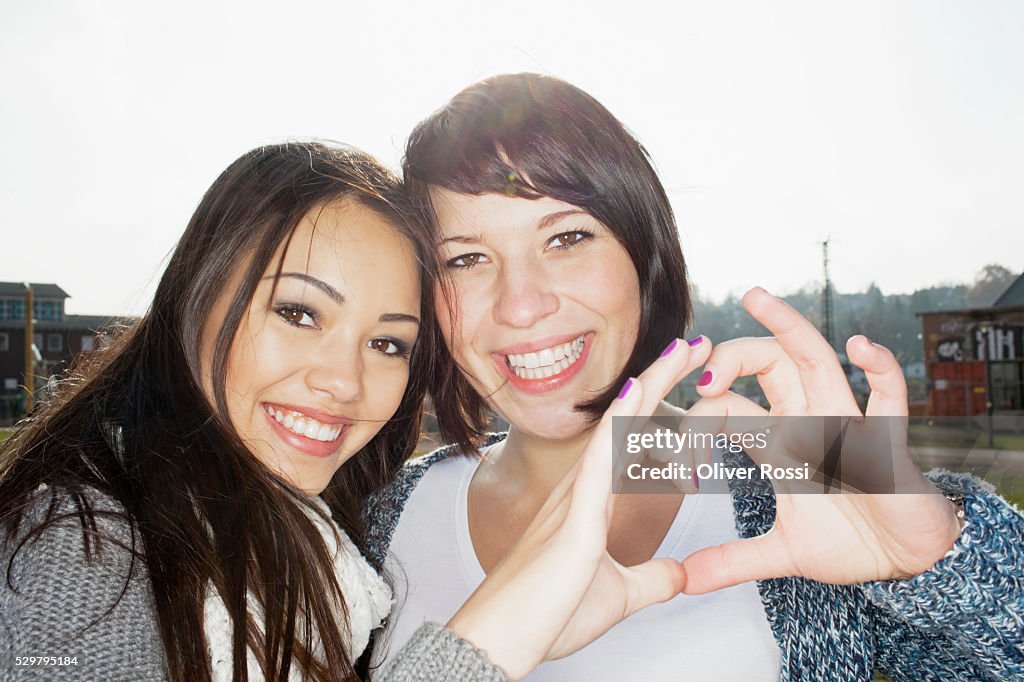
930,323,1023,362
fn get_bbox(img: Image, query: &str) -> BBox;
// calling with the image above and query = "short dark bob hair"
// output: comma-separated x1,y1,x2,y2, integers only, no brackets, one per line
404,73,691,452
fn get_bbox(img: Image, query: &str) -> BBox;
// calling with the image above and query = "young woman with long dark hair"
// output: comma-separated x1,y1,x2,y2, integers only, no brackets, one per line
0,141,697,681
368,74,1024,680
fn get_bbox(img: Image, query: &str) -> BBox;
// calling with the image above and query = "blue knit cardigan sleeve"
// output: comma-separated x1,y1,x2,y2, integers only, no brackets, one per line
728,452,1024,682
862,472,1024,681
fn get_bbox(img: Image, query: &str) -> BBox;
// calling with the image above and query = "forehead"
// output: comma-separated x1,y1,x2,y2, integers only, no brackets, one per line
279,200,420,305
429,187,588,235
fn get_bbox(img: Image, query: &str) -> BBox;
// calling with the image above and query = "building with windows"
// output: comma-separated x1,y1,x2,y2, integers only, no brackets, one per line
919,273,1024,416
0,282,127,423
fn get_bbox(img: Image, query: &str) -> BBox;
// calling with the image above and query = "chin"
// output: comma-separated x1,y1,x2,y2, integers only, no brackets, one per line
506,405,594,442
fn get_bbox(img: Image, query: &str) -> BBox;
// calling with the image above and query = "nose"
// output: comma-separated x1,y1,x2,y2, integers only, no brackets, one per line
492,259,559,328
305,342,364,405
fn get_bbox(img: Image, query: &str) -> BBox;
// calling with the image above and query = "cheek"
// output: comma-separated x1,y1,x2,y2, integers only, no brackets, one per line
574,249,642,339
368,364,412,418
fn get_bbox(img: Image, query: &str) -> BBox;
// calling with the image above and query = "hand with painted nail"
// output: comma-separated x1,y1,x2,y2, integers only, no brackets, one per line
446,337,707,679
677,287,961,594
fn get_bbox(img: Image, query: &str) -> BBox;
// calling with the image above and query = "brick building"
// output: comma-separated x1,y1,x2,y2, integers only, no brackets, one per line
919,273,1024,416
0,282,126,423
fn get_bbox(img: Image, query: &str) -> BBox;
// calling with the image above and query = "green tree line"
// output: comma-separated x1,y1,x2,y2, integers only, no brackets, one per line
689,264,1018,365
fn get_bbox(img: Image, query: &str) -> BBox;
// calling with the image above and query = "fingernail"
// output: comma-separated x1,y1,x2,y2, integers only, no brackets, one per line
687,336,703,347
659,339,678,357
617,378,635,399
691,470,700,491
697,370,713,387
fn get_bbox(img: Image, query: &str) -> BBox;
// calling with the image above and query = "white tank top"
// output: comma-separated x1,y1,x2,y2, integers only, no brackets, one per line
372,449,781,681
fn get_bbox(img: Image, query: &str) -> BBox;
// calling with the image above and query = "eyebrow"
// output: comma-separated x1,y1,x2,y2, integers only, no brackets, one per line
537,209,588,230
265,273,419,325
265,273,344,303
438,209,590,245
380,312,420,326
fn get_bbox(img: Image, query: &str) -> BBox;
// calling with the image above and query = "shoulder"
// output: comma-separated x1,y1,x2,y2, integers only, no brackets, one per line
362,433,507,570
1,487,166,679
3,486,139,575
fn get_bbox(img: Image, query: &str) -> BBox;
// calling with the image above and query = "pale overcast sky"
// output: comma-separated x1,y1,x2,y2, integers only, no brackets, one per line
1,1,1022,316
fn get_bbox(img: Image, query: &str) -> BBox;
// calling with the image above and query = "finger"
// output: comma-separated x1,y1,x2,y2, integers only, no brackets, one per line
846,335,908,418
742,287,859,415
846,335,921,486
679,532,793,594
613,336,712,488
669,393,769,492
635,336,713,417
621,558,687,616
696,337,807,413
573,376,645,525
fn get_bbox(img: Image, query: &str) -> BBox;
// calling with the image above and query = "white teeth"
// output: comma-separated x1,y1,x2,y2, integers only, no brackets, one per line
507,335,585,380
265,405,344,442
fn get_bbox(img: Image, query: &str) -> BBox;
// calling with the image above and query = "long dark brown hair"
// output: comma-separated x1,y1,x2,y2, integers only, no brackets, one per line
0,142,435,680
403,73,691,452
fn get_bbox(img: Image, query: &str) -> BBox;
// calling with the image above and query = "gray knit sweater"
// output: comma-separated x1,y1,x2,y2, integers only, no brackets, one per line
0,490,507,681
363,435,1024,682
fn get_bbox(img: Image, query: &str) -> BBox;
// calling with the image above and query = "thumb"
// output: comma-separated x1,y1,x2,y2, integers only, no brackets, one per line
679,532,792,594
622,558,687,616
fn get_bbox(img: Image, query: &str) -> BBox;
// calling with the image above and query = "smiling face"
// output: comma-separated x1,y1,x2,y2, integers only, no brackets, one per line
433,187,641,440
201,200,421,494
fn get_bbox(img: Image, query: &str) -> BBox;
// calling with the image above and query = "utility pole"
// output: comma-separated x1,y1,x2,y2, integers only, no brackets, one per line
23,282,34,412
820,239,836,351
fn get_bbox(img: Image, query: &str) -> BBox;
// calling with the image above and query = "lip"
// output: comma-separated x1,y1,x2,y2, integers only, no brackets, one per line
262,402,353,458
493,332,588,356
492,332,594,395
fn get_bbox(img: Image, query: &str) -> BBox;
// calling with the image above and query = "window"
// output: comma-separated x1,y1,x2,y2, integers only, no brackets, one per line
0,333,8,352
47,334,63,352
81,334,95,352
0,299,25,320
34,300,64,322
991,360,1024,411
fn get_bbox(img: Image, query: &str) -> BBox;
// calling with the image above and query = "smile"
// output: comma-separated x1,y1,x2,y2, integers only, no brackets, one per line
263,404,346,442
506,335,585,380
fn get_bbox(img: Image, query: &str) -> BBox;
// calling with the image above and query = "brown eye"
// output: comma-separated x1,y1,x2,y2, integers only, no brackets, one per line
548,231,591,250
368,338,407,357
446,253,489,269
275,305,316,328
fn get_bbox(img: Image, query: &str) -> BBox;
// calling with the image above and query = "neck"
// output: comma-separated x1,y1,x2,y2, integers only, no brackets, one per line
495,424,595,496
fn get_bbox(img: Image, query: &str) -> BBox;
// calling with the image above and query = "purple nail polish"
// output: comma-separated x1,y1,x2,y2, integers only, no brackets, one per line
697,370,713,387
617,378,635,399
659,339,678,357
691,470,700,491
687,336,703,347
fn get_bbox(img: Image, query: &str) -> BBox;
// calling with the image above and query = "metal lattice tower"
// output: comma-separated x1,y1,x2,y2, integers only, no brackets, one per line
820,238,836,351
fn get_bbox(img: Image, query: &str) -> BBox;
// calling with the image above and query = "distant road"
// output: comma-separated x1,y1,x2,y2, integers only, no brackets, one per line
911,446,1024,478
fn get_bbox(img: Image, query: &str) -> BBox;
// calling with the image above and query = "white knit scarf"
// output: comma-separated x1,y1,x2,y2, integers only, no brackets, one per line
203,495,392,680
